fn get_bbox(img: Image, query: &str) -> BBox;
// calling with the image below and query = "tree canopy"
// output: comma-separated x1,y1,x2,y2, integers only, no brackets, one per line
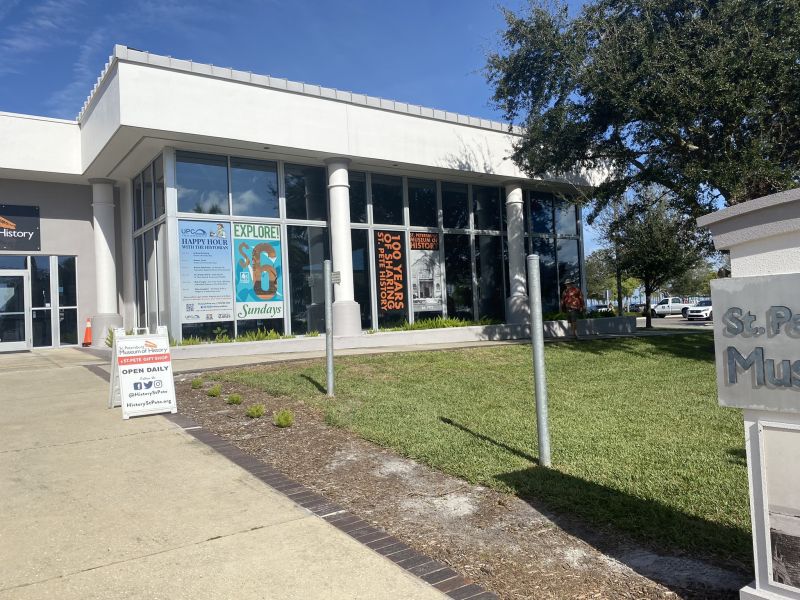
486,0,800,218
614,193,707,325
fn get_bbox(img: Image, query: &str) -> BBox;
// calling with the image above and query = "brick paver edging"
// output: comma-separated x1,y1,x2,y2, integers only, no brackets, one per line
164,412,498,600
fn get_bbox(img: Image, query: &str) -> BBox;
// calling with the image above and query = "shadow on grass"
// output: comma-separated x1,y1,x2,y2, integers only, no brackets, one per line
497,466,751,594
440,417,539,464
546,332,716,363
440,417,751,594
727,447,747,466
300,374,325,393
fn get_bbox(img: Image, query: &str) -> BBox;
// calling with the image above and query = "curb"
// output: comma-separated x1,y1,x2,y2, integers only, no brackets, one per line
164,412,498,600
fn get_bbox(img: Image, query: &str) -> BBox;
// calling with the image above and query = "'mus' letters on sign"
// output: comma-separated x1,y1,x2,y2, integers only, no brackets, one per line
712,273,800,413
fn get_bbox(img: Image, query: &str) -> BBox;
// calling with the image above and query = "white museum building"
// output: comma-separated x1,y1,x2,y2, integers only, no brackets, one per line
0,45,590,351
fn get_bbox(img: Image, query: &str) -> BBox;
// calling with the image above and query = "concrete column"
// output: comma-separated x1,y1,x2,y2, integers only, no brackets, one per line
505,182,530,324
326,158,361,336
89,178,122,344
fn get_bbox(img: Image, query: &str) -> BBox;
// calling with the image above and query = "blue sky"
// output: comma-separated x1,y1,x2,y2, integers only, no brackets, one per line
0,0,599,248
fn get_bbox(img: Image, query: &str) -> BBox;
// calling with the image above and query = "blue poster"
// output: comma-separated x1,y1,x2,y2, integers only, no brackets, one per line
233,222,284,320
178,221,234,323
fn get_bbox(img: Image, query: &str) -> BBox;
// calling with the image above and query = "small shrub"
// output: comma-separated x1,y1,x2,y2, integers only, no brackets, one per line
305,330,320,337
245,403,266,419
180,336,204,346
236,328,283,342
190,378,203,390
207,385,222,398
226,394,243,405
273,409,294,428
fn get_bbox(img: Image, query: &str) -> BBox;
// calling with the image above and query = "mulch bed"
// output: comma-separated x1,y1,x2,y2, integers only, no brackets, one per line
175,371,748,600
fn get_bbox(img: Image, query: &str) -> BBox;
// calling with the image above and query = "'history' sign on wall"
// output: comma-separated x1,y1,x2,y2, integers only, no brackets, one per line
0,205,40,251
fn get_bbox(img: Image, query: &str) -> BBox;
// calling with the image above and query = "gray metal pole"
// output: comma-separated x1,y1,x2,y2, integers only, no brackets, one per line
324,259,334,397
527,254,551,467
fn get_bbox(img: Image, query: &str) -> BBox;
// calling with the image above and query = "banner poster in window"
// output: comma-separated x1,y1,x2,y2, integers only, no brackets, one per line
178,220,234,323
409,232,443,314
233,222,284,321
375,230,407,319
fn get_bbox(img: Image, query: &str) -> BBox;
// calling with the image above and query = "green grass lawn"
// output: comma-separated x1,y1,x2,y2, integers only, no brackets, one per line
216,333,750,565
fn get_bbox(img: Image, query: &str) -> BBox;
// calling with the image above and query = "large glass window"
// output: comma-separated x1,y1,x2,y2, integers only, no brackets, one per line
408,179,437,227
475,235,504,321
371,174,403,225
288,225,329,334
285,164,326,221
350,171,367,224
156,225,168,327
442,182,468,229
232,158,279,218
154,155,165,218
134,237,146,328
32,310,51,347
554,199,578,236
142,164,154,224
473,185,501,230
351,229,372,329
236,318,284,338
30,256,50,308
59,309,78,345
444,234,473,320
176,152,230,214
133,175,143,231
557,238,581,292
57,256,78,345
30,256,52,347
57,256,77,307
145,230,158,329
530,192,554,234
531,237,559,312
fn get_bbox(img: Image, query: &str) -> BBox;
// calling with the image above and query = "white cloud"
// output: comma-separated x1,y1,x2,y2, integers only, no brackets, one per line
0,0,83,75
45,26,107,118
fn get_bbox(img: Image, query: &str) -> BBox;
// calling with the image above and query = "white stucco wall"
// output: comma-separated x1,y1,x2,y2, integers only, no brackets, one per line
730,231,800,277
0,113,80,176
114,61,527,179
80,69,122,173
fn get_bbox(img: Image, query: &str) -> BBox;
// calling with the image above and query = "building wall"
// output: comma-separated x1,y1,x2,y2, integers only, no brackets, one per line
116,61,528,180
0,179,97,331
0,113,81,177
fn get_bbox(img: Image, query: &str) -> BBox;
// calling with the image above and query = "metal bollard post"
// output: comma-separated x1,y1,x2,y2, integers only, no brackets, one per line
324,259,334,397
527,254,551,467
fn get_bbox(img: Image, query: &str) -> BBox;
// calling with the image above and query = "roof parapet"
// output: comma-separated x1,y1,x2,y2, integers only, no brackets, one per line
77,45,522,136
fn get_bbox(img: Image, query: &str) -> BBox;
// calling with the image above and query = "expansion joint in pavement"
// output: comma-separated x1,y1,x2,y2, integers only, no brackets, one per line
0,518,310,594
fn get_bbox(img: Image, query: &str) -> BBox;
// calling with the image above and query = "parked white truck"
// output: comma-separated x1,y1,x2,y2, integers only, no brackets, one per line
653,297,693,318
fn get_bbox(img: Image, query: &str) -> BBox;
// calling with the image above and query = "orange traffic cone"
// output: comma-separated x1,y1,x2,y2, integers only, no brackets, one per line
82,318,92,347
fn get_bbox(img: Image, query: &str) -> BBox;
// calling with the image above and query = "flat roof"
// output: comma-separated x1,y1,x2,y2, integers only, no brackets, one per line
78,45,522,136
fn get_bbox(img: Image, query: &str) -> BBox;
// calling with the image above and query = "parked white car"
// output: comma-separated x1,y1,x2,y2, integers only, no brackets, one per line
593,304,614,313
653,297,693,318
686,300,713,321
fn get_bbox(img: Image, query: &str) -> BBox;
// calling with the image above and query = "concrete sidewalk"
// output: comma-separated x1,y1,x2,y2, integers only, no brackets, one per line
0,352,446,599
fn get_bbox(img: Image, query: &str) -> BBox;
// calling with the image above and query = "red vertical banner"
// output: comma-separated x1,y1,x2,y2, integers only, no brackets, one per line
375,230,407,324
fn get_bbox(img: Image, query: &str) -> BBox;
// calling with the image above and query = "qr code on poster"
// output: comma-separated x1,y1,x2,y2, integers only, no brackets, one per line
186,304,194,311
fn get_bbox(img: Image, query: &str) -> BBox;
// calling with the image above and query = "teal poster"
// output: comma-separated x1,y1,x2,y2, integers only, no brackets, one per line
233,222,284,320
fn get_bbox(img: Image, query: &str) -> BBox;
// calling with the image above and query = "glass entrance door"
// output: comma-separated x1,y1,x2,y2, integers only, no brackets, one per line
0,270,31,351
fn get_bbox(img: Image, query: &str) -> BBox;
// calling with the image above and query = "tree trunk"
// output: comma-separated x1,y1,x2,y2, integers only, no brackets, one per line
645,289,652,328
616,261,624,315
